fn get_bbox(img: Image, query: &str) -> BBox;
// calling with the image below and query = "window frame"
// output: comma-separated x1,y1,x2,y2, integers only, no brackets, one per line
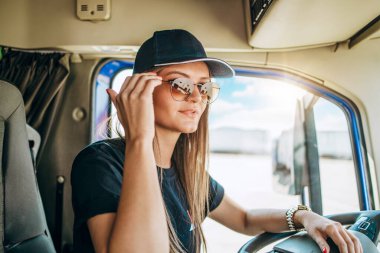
92,59,374,211
91,59,134,141
235,67,373,211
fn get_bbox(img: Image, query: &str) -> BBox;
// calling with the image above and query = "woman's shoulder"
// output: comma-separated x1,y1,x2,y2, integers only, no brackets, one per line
72,138,125,170
76,138,125,158
71,138,125,181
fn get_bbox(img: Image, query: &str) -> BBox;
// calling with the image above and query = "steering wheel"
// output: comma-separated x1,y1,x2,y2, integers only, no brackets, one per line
238,210,380,253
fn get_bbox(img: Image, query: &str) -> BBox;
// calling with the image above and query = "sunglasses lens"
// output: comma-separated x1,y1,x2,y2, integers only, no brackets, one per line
170,78,220,104
170,78,193,101
201,82,220,104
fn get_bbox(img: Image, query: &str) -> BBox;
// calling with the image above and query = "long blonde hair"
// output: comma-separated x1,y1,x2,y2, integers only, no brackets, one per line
102,89,211,253
171,106,210,253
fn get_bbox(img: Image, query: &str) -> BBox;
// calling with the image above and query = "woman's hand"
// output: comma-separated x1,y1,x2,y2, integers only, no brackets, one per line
106,72,162,142
297,211,363,253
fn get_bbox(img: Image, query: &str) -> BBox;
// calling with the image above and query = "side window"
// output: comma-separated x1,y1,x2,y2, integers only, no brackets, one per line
313,98,359,214
202,73,361,252
93,61,132,141
108,69,132,138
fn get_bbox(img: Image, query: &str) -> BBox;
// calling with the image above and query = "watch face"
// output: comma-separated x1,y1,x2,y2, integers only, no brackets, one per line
298,205,311,211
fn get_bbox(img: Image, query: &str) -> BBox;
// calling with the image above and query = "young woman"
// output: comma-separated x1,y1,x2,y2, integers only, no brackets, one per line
71,29,362,253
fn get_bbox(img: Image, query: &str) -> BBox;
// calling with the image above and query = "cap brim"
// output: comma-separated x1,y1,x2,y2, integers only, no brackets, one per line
154,58,235,78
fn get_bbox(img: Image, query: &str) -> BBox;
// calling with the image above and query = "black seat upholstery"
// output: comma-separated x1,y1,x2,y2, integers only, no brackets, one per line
0,80,55,253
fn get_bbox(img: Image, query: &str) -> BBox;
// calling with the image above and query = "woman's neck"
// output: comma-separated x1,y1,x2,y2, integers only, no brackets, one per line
153,126,181,169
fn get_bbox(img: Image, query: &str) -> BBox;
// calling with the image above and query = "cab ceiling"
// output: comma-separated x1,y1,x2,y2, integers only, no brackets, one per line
0,0,379,54
0,0,249,54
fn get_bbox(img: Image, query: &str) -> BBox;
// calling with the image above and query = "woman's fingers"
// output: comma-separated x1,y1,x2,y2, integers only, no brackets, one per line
105,72,161,142
120,74,139,95
106,88,124,123
329,230,348,253
311,228,361,253
324,222,362,253
131,75,162,97
338,228,355,253
308,230,329,253
119,72,158,95
347,231,363,253
119,76,131,94
112,73,161,108
304,215,362,253
140,77,163,97
107,88,118,106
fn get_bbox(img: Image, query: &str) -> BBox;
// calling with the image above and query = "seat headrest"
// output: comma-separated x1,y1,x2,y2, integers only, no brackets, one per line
0,80,24,120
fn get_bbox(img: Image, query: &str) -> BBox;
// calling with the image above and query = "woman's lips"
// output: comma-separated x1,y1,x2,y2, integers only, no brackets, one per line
179,109,199,118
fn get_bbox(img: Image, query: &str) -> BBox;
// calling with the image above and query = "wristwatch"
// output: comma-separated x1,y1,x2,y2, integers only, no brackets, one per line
286,204,311,231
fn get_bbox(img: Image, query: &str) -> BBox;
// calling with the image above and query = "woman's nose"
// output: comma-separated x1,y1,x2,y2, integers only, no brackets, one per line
187,84,202,103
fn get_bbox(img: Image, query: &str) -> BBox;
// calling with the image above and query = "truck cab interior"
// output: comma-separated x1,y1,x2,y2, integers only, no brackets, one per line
1,0,380,252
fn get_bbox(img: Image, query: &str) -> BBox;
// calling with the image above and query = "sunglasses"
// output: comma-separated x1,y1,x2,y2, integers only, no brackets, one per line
162,77,220,104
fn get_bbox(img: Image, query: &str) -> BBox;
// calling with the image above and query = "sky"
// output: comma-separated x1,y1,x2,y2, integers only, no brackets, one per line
210,75,307,138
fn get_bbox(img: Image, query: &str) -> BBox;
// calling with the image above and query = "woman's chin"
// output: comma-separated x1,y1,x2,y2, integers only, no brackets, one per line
179,124,199,134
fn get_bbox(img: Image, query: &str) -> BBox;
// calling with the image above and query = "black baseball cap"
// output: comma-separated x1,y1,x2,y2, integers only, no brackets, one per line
133,29,235,77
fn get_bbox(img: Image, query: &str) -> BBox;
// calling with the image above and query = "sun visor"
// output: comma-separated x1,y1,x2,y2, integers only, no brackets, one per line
244,0,380,50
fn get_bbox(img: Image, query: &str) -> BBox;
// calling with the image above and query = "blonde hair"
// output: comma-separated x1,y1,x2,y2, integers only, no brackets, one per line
101,91,211,253
156,66,211,252
171,107,210,253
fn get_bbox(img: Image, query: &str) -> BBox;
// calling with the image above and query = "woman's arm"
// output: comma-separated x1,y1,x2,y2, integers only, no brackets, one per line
209,194,362,253
87,73,169,253
108,139,169,253
208,194,288,236
87,142,168,253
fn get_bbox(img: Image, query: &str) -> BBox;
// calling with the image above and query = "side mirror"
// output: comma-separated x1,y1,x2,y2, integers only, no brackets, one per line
272,94,323,214
272,99,305,196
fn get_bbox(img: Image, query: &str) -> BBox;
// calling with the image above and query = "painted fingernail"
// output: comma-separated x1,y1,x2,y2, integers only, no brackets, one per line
322,247,327,253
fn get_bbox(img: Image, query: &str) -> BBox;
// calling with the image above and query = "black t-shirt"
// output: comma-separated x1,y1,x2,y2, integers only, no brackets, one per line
71,138,225,253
